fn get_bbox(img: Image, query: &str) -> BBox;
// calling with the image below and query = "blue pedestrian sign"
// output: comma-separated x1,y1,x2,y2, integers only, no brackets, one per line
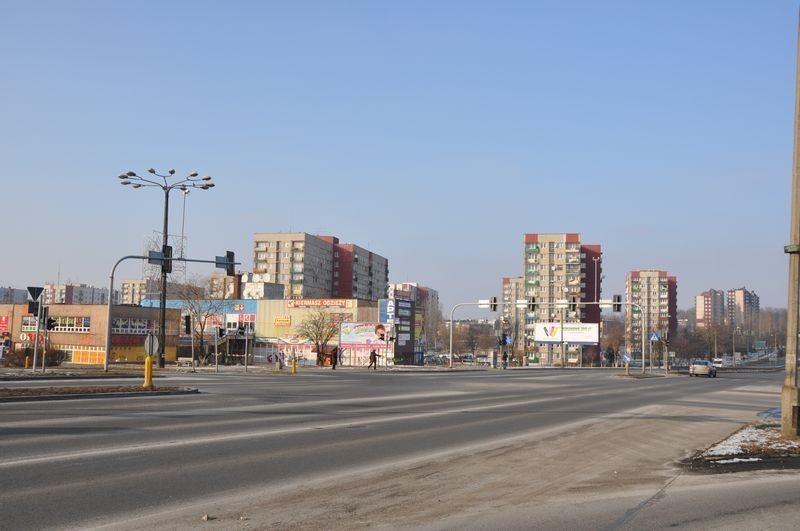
649,332,660,342
622,354,631,363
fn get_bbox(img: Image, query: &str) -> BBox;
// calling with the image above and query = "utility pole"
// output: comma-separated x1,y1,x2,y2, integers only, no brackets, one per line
783,13,800,438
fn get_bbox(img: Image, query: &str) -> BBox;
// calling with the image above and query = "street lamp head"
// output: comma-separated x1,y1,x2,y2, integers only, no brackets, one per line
206,182,215,188
201,175,212,181
180,185,188,192
188,171,199,178
126,171,136,177
120,180,131,185
168,169,176,175
147,168,156,174
131,183,142,189
118,174,127,179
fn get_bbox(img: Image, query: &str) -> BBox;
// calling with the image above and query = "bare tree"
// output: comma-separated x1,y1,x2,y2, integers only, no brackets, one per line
295,309,339,366
176,276,227,365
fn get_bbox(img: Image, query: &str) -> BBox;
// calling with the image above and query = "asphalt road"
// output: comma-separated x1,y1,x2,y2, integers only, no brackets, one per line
0,368,793,529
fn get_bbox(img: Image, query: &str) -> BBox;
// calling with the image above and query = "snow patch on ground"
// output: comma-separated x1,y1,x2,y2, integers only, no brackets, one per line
715,457,762,464
703,425,800,458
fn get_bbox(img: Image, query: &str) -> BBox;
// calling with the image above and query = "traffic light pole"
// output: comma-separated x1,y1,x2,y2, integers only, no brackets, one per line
31,297,43,372
448,301,526,369
104,254,239,372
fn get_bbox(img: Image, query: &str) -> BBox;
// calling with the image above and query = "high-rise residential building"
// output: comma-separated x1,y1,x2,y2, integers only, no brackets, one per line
625,270,677,357
322,238,389,301
501,276,525,357
695,289,725,329
252,232,388,301
43,283,117,305
0,287,28,304
120,279,191,305
727,287,760,328
523,233,602,365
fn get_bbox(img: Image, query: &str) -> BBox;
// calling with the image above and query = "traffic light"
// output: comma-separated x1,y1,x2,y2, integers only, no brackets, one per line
218,327,225,338
664,331,670,347
226,251,235,276
569,296,577,312
28,301,39,315
613,295,622,312
498,334,506,346
184,315,191,334
46,318,57,331
490,296,498,312
528,297,537,312
161,244,173,274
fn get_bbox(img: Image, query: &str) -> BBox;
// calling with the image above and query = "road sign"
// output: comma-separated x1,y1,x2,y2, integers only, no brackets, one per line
144,333,159,356
27,286,43,301
649,332,660,342
622,353,631,363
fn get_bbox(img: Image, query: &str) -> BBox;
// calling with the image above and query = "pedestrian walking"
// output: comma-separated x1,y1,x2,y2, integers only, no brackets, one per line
331,347,338,370
501,351,508,370
368,349,380,370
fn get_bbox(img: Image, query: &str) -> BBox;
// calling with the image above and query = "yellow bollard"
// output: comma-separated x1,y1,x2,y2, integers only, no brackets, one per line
291,357,297,374
143,355,154,390
24,356,30,369
625,362,630,376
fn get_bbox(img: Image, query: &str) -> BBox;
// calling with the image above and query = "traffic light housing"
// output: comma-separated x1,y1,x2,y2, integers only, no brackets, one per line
490,296,498,312
613,295,622,312
226,251,235,276
498,333,506,346
528,297,537,312
28,301,39,315
184,315,191,334
161,244,173,274
218,327,225,338
569,296,577,312
46,318,57,331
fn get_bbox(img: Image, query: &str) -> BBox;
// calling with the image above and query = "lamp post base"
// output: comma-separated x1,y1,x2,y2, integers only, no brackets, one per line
781,384,800,439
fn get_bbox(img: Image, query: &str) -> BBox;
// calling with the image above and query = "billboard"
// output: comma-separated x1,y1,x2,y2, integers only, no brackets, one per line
533,322,599,345
339,322,393,348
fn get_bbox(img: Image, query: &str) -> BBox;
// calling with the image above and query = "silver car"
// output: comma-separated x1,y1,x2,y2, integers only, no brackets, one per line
689,359,717,378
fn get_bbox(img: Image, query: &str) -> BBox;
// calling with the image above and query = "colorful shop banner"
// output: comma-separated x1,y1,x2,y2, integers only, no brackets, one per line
0,316,8,332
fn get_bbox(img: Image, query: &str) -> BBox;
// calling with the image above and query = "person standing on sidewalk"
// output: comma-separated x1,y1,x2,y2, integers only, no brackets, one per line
501,351,508,370
331,347,338,370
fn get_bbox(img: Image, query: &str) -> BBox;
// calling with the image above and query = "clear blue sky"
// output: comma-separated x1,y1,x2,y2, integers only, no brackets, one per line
1,0,797,315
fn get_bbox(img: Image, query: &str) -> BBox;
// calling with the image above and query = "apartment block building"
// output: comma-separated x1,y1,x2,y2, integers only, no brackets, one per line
321,238,389,301
625,270,677,355
695,289,726,329
120,279,192,305
523,233,602,365
43,283,118,305
727,287,760,328
0,287,28,304
501,276,525,357
252,232,388,301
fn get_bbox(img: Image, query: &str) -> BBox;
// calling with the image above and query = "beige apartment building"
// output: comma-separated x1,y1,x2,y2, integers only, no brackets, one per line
252,232,388,301
727,287,759,328
625,270,677,358
523,233,602,366
120,279,195,305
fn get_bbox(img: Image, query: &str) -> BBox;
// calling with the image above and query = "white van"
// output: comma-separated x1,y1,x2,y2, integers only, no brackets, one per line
712,358,723,368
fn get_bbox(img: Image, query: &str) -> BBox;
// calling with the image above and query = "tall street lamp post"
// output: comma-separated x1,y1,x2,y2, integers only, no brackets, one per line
118,169,214,368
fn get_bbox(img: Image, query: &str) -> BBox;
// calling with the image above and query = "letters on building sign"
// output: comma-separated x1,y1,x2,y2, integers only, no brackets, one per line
274,316,292,327
287,299,353,309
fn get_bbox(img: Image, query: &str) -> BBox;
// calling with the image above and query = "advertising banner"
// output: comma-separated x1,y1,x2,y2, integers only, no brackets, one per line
0,316,8,332
339,322,392,348
288,299,353,309
533,322,599,344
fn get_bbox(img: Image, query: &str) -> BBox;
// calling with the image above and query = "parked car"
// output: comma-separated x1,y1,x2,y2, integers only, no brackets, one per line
712,358,723,368
689,359,717,378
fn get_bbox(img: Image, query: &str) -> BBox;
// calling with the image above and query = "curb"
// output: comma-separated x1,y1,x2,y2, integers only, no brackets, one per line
0,387,199,403
0,374,149,381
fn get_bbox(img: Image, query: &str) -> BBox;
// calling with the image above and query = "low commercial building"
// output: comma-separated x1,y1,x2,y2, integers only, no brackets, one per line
0,303,180,365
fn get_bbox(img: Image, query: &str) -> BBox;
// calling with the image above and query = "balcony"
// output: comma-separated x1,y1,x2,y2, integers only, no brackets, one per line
526,246,540,253
527,280,540,286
